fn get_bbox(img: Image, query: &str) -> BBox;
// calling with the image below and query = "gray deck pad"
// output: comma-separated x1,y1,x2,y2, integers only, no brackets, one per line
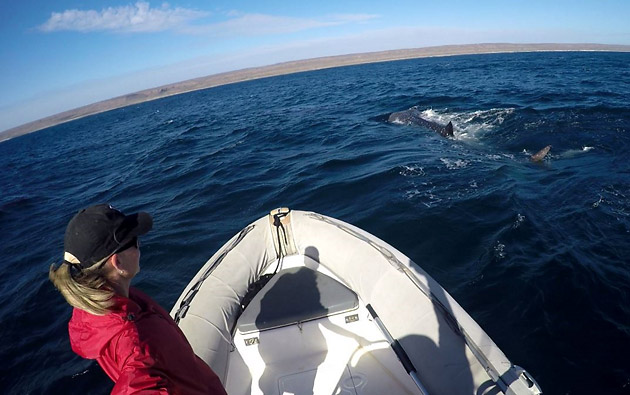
238,266,359,333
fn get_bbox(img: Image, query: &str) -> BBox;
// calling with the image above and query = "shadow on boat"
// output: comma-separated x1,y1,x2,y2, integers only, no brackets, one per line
398,271,477,394
251,243,507,394
255,257,327,394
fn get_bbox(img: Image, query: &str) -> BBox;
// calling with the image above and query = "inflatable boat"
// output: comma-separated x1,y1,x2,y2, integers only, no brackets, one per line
170,209,542,394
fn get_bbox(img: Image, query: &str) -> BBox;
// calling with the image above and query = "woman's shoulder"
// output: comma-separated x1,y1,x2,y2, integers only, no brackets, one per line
129,287,173,319
69,305,137,359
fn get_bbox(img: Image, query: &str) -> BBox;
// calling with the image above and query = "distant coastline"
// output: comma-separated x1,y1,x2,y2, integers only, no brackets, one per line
2,43,629,142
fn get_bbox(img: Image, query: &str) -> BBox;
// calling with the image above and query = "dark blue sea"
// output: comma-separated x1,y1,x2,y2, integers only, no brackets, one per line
1,51,629,394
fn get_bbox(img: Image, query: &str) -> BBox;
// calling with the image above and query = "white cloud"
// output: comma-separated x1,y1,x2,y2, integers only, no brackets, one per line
181,13,379,36
38,1,208,33
328,14,380,23
38,2,379,36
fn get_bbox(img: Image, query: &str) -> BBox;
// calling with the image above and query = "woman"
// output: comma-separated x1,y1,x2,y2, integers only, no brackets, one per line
49,204,227,394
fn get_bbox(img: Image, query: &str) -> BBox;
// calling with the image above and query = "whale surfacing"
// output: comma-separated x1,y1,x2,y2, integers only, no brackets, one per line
388,109,454,138
530,145,552,162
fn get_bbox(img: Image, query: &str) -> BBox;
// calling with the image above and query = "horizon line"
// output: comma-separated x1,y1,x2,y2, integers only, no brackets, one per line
2,42,630,143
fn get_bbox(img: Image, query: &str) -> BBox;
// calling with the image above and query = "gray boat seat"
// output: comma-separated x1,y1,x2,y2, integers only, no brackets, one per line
238,266,359,333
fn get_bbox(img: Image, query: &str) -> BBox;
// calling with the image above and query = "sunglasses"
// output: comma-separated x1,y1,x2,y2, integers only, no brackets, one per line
117,237,140,253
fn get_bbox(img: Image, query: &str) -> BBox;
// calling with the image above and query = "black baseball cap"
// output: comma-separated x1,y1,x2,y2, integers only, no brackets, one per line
63,204,153,270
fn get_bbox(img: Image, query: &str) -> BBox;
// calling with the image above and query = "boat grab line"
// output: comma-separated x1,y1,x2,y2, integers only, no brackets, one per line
174,224,256,324
306,212,509,392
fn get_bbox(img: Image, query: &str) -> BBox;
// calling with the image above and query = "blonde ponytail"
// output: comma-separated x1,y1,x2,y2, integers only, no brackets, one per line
49,263,116,316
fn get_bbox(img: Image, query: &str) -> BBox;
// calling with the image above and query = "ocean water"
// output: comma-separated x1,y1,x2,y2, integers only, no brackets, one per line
1,51,629,394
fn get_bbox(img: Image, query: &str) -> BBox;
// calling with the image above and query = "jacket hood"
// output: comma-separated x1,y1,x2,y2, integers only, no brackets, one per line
68,294,141,359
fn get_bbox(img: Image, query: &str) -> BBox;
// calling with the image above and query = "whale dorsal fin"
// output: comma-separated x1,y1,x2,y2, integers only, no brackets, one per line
531,145,552,162
445,121,454,137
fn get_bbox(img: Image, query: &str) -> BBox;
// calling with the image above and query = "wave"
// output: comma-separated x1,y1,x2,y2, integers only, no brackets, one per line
440,157,470,170
558,146,595,158
418,107,515,141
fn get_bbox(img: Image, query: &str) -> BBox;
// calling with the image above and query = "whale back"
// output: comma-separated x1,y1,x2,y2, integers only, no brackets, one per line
389,109,454,139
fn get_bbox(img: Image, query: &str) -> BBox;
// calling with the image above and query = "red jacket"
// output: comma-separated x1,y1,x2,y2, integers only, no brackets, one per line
68,288,227,395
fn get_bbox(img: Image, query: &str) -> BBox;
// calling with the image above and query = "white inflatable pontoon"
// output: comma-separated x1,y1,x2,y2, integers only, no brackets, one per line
170,209,542,395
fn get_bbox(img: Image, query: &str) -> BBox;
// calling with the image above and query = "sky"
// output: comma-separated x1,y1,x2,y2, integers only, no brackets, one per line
1,0,629,132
